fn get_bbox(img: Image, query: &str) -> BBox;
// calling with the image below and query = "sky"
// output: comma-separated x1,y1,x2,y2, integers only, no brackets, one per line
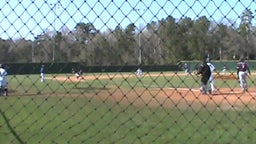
0,0,256,40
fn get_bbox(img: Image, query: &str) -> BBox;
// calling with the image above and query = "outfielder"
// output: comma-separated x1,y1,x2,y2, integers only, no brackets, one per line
236,58,250,92
40,65,45,82
0,64,8,96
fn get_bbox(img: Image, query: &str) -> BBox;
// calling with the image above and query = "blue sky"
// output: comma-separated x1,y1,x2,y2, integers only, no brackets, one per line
0,0,255,40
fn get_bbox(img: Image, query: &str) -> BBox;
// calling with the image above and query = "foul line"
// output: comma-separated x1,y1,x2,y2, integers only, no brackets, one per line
168,88,200,92
167,87,256,94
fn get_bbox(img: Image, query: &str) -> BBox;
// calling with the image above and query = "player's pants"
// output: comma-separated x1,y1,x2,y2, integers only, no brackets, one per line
238,71,247,91
185,69,189,75
136,71,142,76
208,74,215,92
75,73,81,78
0,80,8,96
41,73,45,82
201,77,210,94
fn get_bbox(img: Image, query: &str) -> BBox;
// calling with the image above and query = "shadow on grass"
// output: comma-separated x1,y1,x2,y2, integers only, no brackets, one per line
0,109,25,143
6,86,110,97
75,86,110,91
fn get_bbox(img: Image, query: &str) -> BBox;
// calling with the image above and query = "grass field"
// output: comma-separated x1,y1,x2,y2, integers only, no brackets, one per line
0,72,256,143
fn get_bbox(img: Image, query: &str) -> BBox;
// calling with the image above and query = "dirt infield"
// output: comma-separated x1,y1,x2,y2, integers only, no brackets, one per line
47,73,256,110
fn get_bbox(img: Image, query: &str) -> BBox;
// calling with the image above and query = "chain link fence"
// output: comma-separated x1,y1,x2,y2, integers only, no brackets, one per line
1,0,256,143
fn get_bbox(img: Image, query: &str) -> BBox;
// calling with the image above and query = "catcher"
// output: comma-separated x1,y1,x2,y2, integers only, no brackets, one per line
196,57,211,95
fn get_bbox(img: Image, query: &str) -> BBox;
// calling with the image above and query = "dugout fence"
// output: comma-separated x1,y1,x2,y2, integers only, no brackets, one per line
1,0,256,143
4,63,181,74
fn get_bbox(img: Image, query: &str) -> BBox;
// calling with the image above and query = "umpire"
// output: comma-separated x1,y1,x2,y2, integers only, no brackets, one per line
196,57,211,95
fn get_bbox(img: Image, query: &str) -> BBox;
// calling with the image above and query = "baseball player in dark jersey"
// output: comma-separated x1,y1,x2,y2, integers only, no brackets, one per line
196,58,211,95
236,58,250,92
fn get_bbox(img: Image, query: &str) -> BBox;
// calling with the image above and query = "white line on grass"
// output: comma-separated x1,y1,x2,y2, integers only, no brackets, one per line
167,88,200,92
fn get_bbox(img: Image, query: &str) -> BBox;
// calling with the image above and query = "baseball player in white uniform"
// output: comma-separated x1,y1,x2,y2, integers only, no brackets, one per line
207,61,216,93
0,64,8,96
75,69,83,79
40,65,45,82
136,68,143,77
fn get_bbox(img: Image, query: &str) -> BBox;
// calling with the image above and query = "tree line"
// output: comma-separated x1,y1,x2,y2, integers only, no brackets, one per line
0,8,255,66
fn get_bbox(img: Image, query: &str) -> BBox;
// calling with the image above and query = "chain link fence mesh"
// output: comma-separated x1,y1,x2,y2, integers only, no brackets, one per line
1,0,256,143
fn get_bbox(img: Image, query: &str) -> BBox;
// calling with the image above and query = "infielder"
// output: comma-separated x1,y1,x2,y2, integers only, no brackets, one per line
0,64,8,96
207,60,216,93
236,58,250,92
75,69,83,79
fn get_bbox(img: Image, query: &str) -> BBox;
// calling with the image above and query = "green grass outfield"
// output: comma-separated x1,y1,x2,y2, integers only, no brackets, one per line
0,72,256,143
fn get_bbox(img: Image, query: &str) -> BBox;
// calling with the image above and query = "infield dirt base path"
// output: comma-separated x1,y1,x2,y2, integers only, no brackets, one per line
47,73,256,110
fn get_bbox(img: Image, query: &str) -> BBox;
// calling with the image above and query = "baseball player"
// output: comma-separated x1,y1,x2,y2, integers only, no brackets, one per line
75,69,83,79
0,64,8,96
196,58,211,95
136,67,143,77
236,58,250,92
207,60,216,93
184,63,190,76
222,64,227,74
40,65,45,82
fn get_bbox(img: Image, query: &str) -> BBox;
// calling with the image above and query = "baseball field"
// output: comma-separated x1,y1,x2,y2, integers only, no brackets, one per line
0,71,256,143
